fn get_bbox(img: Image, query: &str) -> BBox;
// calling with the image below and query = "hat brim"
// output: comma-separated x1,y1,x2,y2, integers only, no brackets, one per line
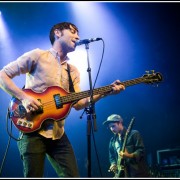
103,120,120,125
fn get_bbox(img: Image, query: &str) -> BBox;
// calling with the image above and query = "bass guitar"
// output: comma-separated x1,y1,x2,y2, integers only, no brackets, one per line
8,71,162,133
114,117,135,178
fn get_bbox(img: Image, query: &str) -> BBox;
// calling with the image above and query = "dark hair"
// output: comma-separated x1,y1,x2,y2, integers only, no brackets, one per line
49,22,79,45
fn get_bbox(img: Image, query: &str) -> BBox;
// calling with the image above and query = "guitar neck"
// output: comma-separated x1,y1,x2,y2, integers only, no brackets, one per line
121,77,145,87
61,77,145,104
121,117,135,152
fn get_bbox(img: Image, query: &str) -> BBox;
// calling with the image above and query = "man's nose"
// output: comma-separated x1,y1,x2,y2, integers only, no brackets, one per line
75,34,80,40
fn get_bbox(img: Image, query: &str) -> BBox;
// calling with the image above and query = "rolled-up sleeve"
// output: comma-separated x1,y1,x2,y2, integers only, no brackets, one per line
3,48,40,78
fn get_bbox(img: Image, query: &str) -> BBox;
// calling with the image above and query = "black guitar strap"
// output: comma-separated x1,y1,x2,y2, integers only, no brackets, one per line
67,63,75,93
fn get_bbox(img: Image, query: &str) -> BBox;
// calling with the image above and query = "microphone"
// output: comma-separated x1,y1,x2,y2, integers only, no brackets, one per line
75,37,102,46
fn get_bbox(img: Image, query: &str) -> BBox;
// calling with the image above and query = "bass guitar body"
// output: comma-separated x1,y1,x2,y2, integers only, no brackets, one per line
9,86,73,133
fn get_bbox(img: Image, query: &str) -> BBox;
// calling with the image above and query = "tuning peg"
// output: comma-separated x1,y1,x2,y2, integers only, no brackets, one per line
151,70,155,74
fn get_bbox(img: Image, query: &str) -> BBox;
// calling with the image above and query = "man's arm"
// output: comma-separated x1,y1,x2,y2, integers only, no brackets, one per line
0,70,41,112
73,80,125,110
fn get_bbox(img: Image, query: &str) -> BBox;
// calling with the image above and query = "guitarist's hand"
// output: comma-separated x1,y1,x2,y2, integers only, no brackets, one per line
119,149,134,159
109,164,118,173
21,94,42,113
110,80,125,95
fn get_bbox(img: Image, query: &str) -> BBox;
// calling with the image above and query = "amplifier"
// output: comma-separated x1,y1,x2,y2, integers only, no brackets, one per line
156,148,180,177
157,148,180,169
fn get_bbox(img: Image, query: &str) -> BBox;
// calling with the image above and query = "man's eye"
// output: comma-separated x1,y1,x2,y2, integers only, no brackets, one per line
70,29,75,34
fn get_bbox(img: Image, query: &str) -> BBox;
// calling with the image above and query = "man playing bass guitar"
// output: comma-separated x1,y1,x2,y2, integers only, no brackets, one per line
0,22,125,177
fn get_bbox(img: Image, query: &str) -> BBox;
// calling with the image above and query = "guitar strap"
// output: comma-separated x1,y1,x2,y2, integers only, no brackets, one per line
67,63,75,93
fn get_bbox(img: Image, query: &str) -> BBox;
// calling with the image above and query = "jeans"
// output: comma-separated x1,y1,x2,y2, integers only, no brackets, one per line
17,132,79,177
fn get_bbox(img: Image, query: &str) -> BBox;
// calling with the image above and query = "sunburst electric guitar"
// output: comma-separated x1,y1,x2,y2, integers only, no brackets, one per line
8,71,162,133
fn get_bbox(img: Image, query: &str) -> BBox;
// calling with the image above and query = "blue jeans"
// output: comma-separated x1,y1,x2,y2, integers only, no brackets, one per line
17,132,79,177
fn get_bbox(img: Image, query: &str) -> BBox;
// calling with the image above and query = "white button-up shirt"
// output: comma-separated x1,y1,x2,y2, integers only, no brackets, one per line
3,48,81,139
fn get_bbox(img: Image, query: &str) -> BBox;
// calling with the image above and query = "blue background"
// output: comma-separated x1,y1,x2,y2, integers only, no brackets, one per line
0,2,179,177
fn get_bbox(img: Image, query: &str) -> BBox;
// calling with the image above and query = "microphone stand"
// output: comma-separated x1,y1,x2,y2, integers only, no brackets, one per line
84,43,97,177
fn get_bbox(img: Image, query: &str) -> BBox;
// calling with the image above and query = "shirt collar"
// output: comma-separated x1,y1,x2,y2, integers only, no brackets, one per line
49,48,69,65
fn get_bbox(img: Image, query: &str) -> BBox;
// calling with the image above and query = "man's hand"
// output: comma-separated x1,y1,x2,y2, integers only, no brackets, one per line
21,94,42,113
111,80,125,95
119,149,134,159
109,164,118,173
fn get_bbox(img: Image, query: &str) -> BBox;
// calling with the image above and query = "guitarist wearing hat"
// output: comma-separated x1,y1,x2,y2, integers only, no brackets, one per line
103,114,150,177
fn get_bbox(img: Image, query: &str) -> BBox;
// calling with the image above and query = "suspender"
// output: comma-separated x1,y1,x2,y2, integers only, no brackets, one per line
67,63,75,93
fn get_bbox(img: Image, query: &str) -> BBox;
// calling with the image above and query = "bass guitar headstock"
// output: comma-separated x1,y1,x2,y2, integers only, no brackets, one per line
143,70,163,85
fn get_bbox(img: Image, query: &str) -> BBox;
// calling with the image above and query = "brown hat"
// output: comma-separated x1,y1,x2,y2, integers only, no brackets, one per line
103,114,123,125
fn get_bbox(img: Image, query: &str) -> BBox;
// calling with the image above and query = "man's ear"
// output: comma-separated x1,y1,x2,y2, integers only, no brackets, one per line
54,29,62,38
